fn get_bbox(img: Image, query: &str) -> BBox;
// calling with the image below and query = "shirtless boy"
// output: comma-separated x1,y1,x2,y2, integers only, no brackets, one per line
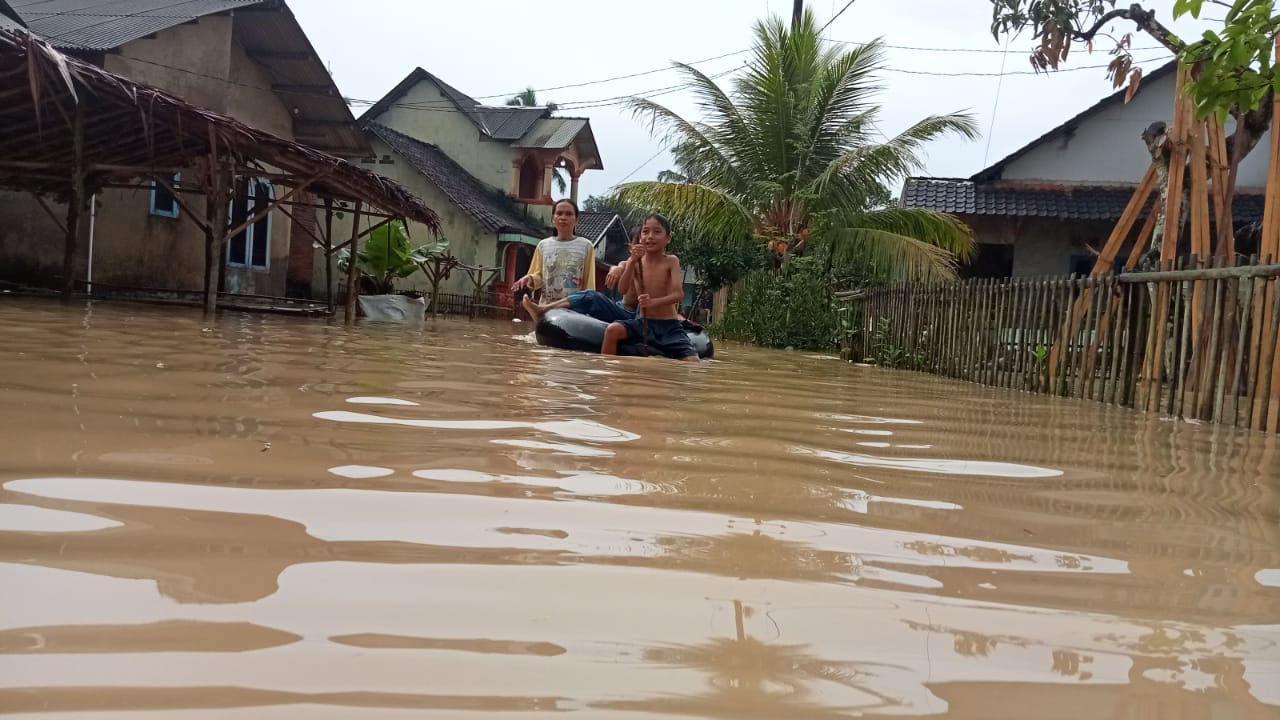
603,214,698,362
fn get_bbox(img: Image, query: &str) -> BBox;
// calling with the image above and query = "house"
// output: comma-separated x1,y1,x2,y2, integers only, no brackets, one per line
575,211,632,292
0,0,23,28
903,61,1271,278
0,0,369,298
339,68,604,304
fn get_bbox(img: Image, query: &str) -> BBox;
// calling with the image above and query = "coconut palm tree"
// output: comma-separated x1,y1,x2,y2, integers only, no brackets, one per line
616,9,979,281
507,86,568,196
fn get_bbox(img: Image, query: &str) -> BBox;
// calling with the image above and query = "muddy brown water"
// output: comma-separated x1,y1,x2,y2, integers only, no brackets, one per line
0,297,1277,719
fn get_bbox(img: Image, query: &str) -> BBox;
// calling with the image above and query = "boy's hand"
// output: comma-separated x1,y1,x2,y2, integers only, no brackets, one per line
629,244,645,260
605,264,623,289
637,293,652,308
512,275,530,291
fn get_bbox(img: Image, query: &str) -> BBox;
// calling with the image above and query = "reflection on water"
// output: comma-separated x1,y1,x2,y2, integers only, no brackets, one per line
1,297,1278,719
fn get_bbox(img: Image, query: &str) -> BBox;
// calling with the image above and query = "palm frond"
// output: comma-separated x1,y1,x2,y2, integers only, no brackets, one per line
829,226,959,283
614,181,756,245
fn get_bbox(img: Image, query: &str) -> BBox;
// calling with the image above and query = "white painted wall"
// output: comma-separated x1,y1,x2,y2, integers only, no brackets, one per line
997,70,1271,189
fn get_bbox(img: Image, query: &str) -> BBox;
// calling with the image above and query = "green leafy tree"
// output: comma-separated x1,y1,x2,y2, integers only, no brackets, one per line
615,9,979,283
336,223,425,295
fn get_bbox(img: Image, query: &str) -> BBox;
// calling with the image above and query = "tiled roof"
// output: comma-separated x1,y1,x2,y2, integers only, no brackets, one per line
902,177,1265,224
367,123,547,239
574,212,617,241
10,0,261,50
576,212,630,266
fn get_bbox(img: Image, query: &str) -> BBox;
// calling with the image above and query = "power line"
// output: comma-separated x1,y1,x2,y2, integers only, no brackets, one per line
983,35,1013,166
616,147,668,185
834,39,1166,54
818,0,858,35
883,54,1171,77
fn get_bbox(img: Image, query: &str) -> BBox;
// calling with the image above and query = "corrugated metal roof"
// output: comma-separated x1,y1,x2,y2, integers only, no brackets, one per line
514,117,588,150
0,0,26,27
11,0,262,49
476,106,546,141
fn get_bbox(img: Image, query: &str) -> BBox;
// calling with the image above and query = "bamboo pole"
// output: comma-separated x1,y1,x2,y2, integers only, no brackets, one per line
324,198,335,314
1106,275,1127,405
1037,275,1054,393
1012,279,1030,390
1252,55,1280,429
1229,256,1259,425
60,101,85,302
1049,172,1162,376
344,201,363,326
1256,281,1280,432
1172,256,1194,419
1124,282,1149,408
1086,273,1109,400
202,143,231,318
1210,275,1232,424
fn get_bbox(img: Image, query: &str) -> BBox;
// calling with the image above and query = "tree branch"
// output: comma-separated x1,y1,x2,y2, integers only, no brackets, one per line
1074,3,1186,54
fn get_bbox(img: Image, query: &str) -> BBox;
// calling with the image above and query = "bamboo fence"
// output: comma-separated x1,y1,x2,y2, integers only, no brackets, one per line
840,257,1280,433
426,291,513,319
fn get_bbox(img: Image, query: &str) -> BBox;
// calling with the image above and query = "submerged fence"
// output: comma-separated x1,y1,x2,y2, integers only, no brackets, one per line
425,291,512,319
839,256,1280,433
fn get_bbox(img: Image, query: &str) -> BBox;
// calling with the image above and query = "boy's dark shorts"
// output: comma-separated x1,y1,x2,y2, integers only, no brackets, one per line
618,317,697,359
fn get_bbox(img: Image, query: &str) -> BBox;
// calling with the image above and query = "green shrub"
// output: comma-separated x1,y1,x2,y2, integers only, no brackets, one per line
712,257,839,351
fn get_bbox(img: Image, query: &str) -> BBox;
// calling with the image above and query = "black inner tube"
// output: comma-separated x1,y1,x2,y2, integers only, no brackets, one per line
533,308,714,359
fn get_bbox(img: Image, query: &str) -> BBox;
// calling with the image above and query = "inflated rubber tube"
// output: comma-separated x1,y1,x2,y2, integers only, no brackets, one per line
534,308,714,359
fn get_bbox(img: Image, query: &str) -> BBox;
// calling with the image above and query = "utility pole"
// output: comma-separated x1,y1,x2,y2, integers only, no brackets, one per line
792,0,802,29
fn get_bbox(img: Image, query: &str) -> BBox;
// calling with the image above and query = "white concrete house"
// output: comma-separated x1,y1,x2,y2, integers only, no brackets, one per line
904,61,1270,278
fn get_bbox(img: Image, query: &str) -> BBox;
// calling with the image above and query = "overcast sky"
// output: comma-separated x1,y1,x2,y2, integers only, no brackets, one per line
290,0,1212,201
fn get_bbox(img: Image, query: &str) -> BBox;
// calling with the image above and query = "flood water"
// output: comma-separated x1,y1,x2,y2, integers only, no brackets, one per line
1,296,1278,719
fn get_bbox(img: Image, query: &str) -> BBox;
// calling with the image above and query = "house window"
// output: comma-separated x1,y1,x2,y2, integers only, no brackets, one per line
149,173,180,218
1069,254,1122,276
227,177,272,270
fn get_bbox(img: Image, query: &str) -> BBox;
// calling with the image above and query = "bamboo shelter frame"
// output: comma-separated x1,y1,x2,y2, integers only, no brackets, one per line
0,28,440,321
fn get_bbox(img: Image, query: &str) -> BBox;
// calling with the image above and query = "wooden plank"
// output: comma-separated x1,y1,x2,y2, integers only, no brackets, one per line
1161,69,1192,262
1189,118,1212,260
1094,165,1159,275
1206,118,1234,260
1048,171,1157,379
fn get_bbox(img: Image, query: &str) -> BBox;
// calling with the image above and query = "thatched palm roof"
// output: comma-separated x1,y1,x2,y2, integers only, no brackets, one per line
0,27,439,229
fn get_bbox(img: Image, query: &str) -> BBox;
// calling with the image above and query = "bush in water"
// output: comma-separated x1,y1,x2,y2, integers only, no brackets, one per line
712,257,839,351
